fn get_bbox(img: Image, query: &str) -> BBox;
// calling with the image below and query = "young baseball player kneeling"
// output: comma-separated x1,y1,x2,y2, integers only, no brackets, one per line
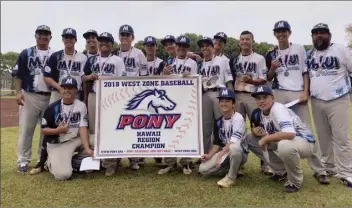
199,88,248,188
247,86,329,193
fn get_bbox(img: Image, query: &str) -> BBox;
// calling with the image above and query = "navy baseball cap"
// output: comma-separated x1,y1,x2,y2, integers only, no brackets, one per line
176,35,191,47
144,36,157,45
273,20,291,31
35,25,51,34
60,76,78,88
214,32,227,44
119,24,134,35
161,35,176,45
311,23,330,34
217,88,236,100
97,32,114,43
251,86,274,98
83,29,98,39
197,36,214,48
62,28,77,38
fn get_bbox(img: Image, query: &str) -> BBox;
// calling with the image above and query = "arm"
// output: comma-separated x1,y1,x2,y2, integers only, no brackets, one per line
41,108,60,135
43,54,61,91
249,56,267,86
222,59,234,89
82,58,95,82
265,52,276,82
79,105,93,155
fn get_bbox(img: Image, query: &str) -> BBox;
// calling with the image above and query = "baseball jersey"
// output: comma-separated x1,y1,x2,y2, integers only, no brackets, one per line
220,54,230,63
44,50,87,91
306,43,352,101
265,43,307,91
83,51,99,59
83,54,126,92
213,112,248,152
147,57,164,75
41,99,88,144
170,57,198,75
198,56,233,89
15,46,56,92
230,52,267,92
115,47,148,76
250,102,315,143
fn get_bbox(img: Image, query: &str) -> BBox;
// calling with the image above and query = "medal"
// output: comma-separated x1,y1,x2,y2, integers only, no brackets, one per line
206,80,212,86
64,50,77,76
60,99,75,126
284,71,289,77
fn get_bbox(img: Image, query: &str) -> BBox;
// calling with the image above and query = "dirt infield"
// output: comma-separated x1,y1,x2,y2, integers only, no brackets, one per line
1,98,19,128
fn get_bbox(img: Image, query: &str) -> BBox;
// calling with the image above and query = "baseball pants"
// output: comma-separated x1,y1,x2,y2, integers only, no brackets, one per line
247,134,327,188
202,90,223,154
199,142,248,180
50,91,81,104
235,92,257,121
17,92,50,165
311,94,352,179
47,134,95,180
164,157,192,167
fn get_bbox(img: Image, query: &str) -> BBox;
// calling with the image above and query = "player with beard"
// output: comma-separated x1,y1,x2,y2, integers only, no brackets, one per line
82,32,126,176
144,36,163,76
44,28,87,103
230,30,272,175
158,35,198,175
15,25,56,172
306,23,352,188
197,37,233,155
213,32,229,62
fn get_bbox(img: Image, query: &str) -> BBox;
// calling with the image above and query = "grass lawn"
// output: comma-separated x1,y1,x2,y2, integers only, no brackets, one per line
1,106,352,207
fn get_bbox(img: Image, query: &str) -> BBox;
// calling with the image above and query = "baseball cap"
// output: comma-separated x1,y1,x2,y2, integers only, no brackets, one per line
176,35,191,47
143,36,157,45
60,76,78,88
214,32,227,44
197,37,214,48
273,20,291,31
311,23,330,34
217,88,236,100
251,86,273,98
161,35,176,45
35,25,51,34
97,32,114,43
83,29,98,39
119,24,134,35
61,28,77,38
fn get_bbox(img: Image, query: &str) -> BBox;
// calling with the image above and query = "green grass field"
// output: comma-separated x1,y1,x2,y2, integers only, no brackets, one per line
1,106,352,207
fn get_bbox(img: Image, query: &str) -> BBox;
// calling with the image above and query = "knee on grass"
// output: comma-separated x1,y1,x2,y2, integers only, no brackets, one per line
53,170,72,181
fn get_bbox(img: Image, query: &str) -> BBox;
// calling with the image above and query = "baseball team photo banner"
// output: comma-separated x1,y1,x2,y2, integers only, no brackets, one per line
94,75,203,159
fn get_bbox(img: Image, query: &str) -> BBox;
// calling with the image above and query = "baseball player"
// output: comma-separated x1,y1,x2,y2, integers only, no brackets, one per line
197,37,233,155
213,32,229,62
144,36,164,76
44,28,87,103
82,32,126,176
112,24,149,170
158,35,198,175
247,86,329,193
39,76,94,180
199,88,247,188
161,35,177,64
306,23,352,188
82,29,99,106
15,25,56,173
229,30,272,175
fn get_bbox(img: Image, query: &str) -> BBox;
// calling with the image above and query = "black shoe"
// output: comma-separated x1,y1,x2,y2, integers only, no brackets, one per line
195,159,201,165
284,183,299,193
340,177,352,188
313,173,330,185
17,163,28,173
270,173,287,182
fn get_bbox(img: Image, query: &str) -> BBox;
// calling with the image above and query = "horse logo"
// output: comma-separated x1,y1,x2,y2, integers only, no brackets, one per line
126,89,176,114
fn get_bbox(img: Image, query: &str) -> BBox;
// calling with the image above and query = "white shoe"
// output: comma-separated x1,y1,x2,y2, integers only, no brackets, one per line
130,162,140,170
158,166,173,175
183,164,192,175
217,177,234,188
261,164,274,175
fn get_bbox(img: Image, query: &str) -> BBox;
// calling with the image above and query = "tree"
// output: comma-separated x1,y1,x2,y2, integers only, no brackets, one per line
346,23,352,48
0,52,19,93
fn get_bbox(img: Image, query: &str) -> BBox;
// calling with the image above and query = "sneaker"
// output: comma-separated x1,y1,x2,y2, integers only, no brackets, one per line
284,182,299,193
217,177,234,188
183,163,192,175
237,170,244,178
30,167,42,175
17,163,28,173
130,162,140,170
105,167,117,176
261,164,274,175
340,177,352,188
270,173,287,182
313,173,330,185
158,166,174,175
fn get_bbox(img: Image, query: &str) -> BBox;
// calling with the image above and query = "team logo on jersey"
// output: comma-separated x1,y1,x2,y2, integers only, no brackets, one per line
235,62,257,74
199,65,220,77
55,112,81,127
172,64,191,74
58,59,82,76
306,56,340,77
124,57,137,72
92,61,115,75
27,56,48,75
277,54,299,69
148,66,159,75
116,89,180,130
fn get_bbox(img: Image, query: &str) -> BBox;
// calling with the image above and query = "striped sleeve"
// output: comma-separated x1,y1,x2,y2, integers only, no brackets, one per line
230,114,246,143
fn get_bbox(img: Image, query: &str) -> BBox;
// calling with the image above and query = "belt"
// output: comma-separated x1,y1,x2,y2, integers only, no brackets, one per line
35,91,51,96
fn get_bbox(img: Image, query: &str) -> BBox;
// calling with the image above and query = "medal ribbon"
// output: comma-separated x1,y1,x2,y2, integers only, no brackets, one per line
63,50,77,76
313,45,331,70
276,44,291,75
34,46,50,68
239,51,254,75
60,99,75,126
97,54,113,76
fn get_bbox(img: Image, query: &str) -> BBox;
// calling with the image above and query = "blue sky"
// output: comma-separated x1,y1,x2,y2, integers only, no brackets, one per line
1,1,351,53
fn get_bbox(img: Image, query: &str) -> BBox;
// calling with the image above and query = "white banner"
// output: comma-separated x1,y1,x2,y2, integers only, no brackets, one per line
94,75,203,159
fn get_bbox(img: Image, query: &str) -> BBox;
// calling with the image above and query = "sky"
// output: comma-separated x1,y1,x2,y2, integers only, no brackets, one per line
1,1,352,53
